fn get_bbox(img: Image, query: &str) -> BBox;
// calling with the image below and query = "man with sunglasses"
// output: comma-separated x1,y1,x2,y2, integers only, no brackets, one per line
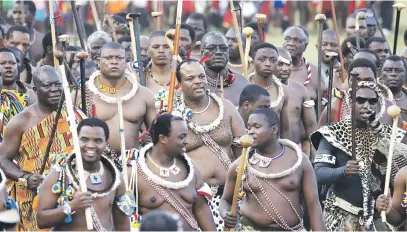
312,81,407,231
201,31,249,106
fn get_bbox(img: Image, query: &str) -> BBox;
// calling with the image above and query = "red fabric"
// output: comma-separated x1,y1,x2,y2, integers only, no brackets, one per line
259,1,270,20
348,0,367,15
223,8,233,28
212,1,220,9
183,1,195,15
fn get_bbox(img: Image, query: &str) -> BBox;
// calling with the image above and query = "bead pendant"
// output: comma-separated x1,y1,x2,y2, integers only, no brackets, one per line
52,181,62,194
169,165,181,176
90,173,102,185
249,155,260,165
259,159,271,168
401,192,407,208
159,168,170,177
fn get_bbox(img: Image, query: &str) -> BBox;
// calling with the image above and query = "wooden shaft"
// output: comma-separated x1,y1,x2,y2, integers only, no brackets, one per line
117,99,129,190
369,3,392,55
229,0,248,77
165,31,183,63
393,10,401,55
329,0,346,83
71,1,87,52
167,0,183,113
381,113,400,222
127,19,137,61
316,19,324,121
79,58,86,113
21,1,25,26
244,36,252,70
89,0,101,31
230,146,248,215
351,73,358,161
327,58,335,125
257,21,263,42
49,1,93,229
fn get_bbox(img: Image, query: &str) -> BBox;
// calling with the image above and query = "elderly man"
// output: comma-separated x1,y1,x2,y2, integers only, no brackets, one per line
201,31,249,106
87,31,112,62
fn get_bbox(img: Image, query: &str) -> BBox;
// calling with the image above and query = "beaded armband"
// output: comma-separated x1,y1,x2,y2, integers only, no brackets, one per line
116,191,136,216
197,183,212,199
303,100,315,108
52,165,76,224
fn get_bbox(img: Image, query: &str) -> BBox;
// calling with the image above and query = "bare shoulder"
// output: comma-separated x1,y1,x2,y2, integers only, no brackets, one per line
7,106,33,131
233,72,249,84
289,80,308,92
222,98,239,115
136,85,155,102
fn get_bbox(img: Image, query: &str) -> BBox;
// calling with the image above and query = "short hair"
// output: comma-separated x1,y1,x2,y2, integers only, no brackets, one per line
239,84,270,107
65,46,82,52
252,108,280,128
251,42,278,59
354,48,381,68
187,13,208,30
347,58,377,80
33,65,60,87
150,114,184,145
118,36,131,44
180,23,196,42
140,211,181,231
347,13,357,20
283,26,309,43
341,36,366,57
87,31,112,48
0,47,16,58
366,37,387,48
245,21,267,34
16,0,36,15
382,55,407,71
42,32,55,56
149,30,166,41
77,118,110,141
100,42,125,53
6,25,31,40
112,15,127,24
176,58,201,82
201,31,226,48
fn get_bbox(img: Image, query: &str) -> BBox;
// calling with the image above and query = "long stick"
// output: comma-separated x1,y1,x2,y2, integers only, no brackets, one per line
381,105,401,222
79,55,87,113
151,12,162,31
326,52,337,125
229,0,248,77
70,1,87,52
369,2,392,55
165,30,183,63
255,14,267,42
329,0,345,83
350,71,358,160
392,4,406,55
20,1,25,26
315,14,326,121
117,99,129,190
49,1,93,229
167,0,183,113
89,0,101,31
355,12,366,49
243,27,253,71
126,15,137,63
134,15,146,87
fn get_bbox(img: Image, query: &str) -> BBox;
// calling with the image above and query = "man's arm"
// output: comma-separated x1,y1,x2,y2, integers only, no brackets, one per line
0,115,27,180
36,170,67,228
225,100,246,160
142,86,158,129
219,159,239,228
113,176,130,231
280,93,293,141
301,154,326,231
301,88,317,158
192,164,216,231
313,138,346,184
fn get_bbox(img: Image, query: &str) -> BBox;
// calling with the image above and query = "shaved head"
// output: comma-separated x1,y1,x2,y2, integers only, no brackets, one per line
323,29,336,37
33,65,61,87
277,47,291,60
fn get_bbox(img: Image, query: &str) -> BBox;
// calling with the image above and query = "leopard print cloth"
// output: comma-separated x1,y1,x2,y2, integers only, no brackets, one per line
311,117,405,230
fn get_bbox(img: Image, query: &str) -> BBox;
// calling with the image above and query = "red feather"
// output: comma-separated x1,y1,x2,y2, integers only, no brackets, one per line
200,53,211,65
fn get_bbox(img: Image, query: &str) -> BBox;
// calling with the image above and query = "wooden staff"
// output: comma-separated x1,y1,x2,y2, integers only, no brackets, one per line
151,12,162,30
355,12,366,49
392,3,406,55
20,1,25,26
326,52,338,126
49,1,93,229
243,27,253,70
350,70,359,161
346,42,359,56
381,105,401,222
117,99,129,190
369,2,392,55
133,13,146,87
255,14,267,42
165,29,183,63
77,52,88,113
329,0,345,83
225,135,253,231
315,14,326,120
167,0,183,113
89,0,101,31
70,1,87,52
126,14,138,63
229,0,248,77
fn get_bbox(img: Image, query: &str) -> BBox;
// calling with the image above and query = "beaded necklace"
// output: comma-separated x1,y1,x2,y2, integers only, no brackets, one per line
249,145,286,168
147,68,170,86
96,76,128,94
249,74,284,109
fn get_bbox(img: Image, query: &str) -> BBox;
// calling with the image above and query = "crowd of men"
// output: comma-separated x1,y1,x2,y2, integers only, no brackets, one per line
1,0,407,231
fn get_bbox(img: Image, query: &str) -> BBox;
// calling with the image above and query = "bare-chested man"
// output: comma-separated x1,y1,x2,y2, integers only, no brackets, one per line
249,43,292,140
283,26,319,103
220,108,325,231
144,31,172,94
238,84,270,127
87,31,112,63
201,31,249,106
0,66,79,230
381,56,407,123
276,47,317,157
77,42,156,168
37,118,131,231
128,114,216,231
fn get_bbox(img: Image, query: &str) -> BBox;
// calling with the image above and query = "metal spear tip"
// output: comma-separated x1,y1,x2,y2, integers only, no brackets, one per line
76,51,89,60
255,13,267,22
314,14,327,22
393,3,406,11
350,70,359,77
240,135,254,148
387,105,401,118
356,11,367,20
325,51,338,60
126,13,142,20
243,27,254,37
151,12,162,17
